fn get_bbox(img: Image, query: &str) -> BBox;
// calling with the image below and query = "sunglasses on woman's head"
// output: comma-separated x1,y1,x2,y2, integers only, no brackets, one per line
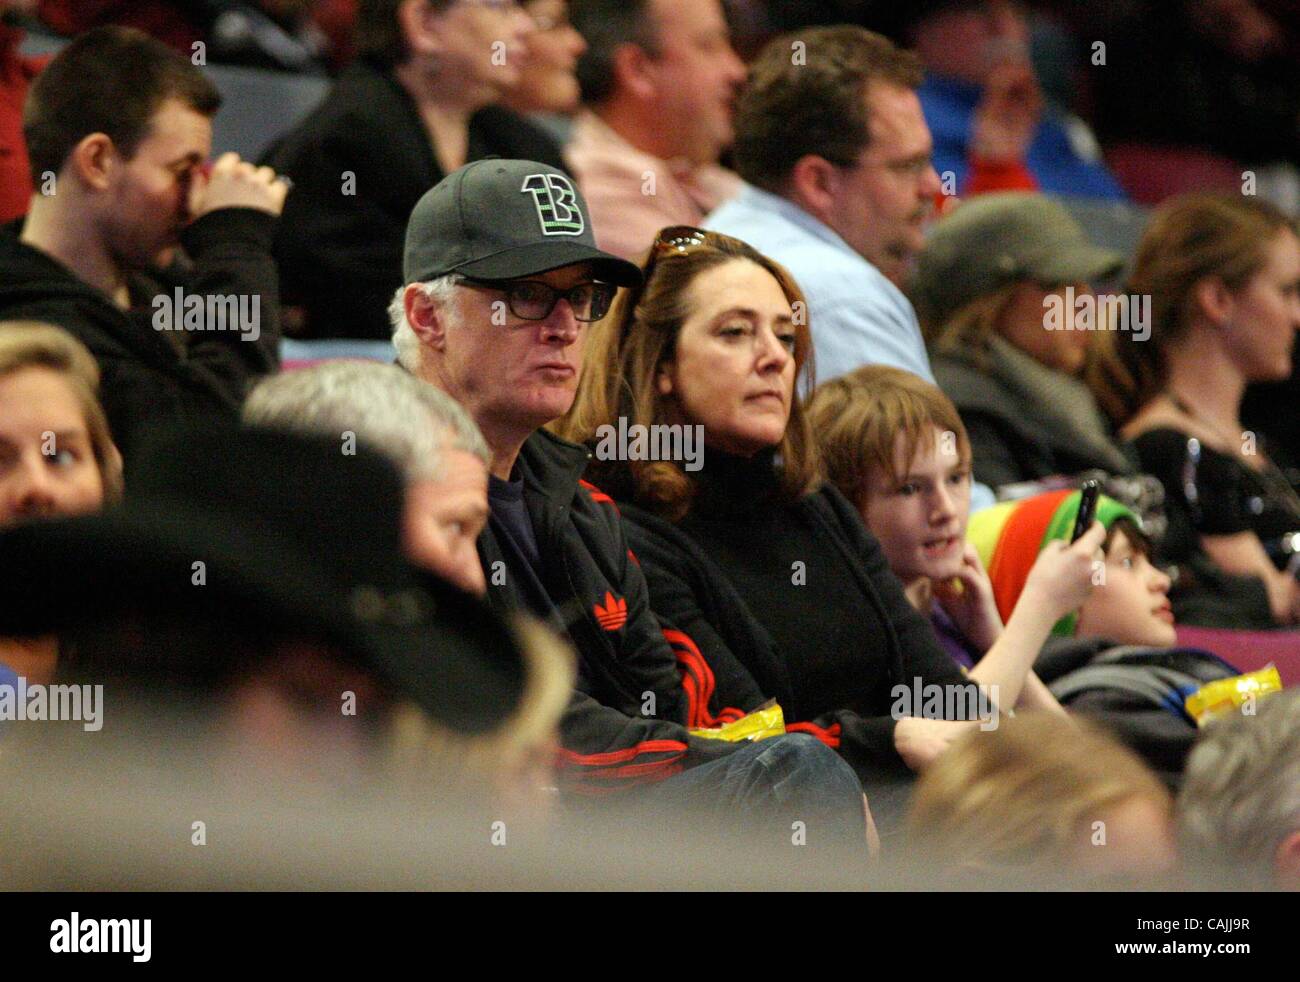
635,226,713,287
653,226,710,255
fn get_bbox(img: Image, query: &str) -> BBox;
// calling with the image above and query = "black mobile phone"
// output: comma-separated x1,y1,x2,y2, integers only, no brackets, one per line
1071,480,1101,543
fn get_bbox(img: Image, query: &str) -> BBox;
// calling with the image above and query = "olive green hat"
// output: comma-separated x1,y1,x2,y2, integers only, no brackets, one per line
912,192,1124,329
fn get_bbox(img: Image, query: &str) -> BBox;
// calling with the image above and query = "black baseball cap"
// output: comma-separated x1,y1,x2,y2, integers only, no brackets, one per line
403,158,642,287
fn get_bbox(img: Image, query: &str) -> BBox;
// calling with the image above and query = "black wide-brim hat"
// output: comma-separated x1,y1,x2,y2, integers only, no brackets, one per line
0,425,527,735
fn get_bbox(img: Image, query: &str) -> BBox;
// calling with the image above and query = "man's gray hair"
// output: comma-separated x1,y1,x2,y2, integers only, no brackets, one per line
390,273,462,372
1177,688,1300,886
243,360,489,482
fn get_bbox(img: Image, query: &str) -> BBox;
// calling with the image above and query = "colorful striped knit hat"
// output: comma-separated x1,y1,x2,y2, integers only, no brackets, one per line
966,489,1139,637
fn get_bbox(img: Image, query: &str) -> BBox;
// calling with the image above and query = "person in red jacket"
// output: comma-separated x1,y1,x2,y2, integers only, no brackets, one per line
0,1,47,225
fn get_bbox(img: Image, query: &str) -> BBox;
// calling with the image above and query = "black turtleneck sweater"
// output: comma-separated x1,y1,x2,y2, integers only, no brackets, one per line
681,451,892,714
611,448,978,792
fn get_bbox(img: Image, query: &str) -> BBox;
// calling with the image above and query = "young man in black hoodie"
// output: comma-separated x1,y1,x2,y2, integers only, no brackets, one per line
392,158,873,854
0,26,287,476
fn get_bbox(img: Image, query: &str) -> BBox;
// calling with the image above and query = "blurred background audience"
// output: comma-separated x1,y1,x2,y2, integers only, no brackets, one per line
0,0,1298,893
565,0,746,260
264,0,561,340
915,193,1130,489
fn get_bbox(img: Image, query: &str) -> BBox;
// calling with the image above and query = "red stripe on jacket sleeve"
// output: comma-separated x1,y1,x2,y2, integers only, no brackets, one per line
556,740,689,793
557,739,688,767
663,627,752,731
786,720,842,749
579,478,619,512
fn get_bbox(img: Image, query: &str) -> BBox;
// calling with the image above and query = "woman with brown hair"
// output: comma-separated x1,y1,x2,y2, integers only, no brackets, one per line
1089,194,1300,630
0,320,122,684
558,227,1099,828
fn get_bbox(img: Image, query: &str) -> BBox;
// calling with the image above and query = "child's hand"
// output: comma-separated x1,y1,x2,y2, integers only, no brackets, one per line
893,716,981,771
1020,521,1107,621
931,542,1004,652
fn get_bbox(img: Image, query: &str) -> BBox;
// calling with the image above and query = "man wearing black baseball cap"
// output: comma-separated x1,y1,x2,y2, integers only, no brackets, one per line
389,159,870,849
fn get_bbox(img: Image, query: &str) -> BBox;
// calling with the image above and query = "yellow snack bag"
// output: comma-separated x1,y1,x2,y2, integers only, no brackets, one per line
1184,666,1283,726
690,701,786,742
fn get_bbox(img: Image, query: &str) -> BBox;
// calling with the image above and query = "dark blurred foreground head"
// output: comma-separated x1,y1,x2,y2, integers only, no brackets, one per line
0,424,572,805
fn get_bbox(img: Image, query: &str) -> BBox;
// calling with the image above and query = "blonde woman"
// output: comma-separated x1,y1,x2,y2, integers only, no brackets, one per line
0,321,121,684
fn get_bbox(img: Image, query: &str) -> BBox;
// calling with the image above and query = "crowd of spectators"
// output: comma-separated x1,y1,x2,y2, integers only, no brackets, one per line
0,0,1298,889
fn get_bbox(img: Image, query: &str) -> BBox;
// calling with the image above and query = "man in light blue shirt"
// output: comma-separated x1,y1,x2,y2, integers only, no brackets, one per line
704,25,940,389
708,183,935,387
705,25,995,509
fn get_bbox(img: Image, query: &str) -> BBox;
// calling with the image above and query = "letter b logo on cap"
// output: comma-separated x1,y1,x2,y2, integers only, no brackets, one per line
521,173,584,237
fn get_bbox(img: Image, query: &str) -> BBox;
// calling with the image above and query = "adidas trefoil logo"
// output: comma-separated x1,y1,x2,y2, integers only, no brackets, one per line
593,591,628,631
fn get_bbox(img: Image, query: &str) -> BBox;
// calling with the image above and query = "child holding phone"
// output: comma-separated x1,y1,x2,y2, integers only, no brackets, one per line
811,366,1233,779
967,489,1177,647
809,365,1108,712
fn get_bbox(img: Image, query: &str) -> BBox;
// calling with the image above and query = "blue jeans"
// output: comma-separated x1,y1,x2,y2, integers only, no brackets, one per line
632,733,867,854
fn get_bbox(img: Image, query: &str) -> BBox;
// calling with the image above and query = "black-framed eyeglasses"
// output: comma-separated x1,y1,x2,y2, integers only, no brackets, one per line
461,277,616,322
